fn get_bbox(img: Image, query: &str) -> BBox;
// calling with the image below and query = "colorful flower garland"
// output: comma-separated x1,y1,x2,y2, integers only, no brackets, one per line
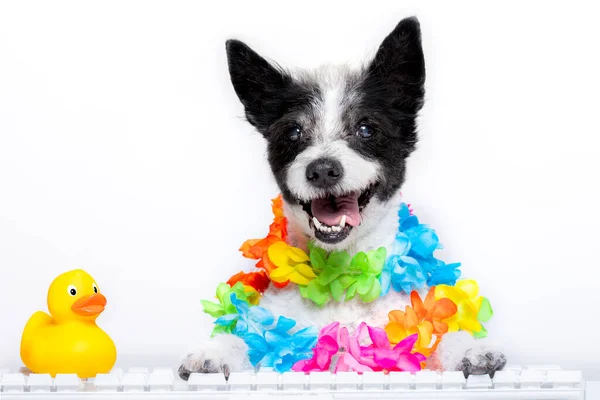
202,196,494,373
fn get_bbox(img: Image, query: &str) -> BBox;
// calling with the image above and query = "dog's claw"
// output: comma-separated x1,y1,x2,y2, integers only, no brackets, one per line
177,364,192,381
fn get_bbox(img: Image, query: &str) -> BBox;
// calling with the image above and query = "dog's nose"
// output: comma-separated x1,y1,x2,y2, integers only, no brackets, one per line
305,158,343,188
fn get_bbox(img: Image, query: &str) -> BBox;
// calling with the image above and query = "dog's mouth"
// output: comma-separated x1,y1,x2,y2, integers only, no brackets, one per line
299,183,378,244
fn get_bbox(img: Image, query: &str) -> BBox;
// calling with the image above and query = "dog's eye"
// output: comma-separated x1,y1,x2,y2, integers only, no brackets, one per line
287,126,302,141
357,124,374,138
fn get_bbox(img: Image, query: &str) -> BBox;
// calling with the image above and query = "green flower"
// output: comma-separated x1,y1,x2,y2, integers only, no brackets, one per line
201,282,250,335
300,244,387,306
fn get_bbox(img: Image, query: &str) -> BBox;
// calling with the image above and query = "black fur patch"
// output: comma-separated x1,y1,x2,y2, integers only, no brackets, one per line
344,17,426,202
267,114,316,203
225,40,319,135
226,40,320,201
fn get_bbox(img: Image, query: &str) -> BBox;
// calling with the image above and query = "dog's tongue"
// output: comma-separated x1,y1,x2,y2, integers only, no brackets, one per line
311,192,360,227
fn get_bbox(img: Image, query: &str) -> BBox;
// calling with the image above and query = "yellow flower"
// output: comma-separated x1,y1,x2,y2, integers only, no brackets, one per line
435,280,489,335
243,284,261,305
267,241,316,285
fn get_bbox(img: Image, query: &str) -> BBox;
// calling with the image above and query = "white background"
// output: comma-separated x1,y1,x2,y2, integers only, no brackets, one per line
1,0,599,378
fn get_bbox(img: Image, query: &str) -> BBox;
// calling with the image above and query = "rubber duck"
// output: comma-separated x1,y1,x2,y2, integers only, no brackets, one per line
20,269,116,378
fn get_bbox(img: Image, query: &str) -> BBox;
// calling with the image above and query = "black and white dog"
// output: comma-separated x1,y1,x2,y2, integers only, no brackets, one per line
179,17,506,379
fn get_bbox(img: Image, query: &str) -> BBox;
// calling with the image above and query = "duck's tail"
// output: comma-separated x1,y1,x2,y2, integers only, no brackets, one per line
20,311,52,363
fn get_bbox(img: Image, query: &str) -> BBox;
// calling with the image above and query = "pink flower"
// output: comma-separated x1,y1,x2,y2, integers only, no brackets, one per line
292,322,340,372
292,322,424,373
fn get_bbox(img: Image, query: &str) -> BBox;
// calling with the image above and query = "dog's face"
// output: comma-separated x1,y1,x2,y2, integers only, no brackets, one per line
226,17,425,250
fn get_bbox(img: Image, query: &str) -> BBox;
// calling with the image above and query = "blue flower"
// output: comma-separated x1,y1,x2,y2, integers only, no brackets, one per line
398,203,440,259
380,203,462,294
404,225,439,259
380,254,426,295
240,316,318,372
214,293,274,335
390,231,411,256
398,203,418,231
215,297,318,373
427,261,461,286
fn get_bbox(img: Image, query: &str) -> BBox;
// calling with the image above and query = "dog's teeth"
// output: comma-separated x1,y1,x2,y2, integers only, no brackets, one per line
312,217,322,229
315,220,346,234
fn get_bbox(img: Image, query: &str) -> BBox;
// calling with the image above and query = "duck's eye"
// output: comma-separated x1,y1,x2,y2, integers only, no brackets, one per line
356,124,374,138
287,126,302,141
67,285,77,296
92,283,98,294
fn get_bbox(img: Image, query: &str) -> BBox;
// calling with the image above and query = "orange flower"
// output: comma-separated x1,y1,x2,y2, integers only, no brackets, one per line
269,217,287,242
239,195,290,288
271,195,285,218
240,235,281,260
227,270,271,293
412,288,457,335
385,287,457,357
240,196,288,259
268,195,287,241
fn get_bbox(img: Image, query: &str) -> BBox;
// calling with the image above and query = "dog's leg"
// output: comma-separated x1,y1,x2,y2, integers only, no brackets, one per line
438,331,507,378
177,334,249,380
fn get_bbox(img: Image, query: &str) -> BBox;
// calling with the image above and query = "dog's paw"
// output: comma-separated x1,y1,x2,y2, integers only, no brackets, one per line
177,334,249,381
178,353,231,380
457,348,507,378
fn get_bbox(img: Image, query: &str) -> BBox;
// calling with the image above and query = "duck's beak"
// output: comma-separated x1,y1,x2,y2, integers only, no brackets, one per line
71,293,107,316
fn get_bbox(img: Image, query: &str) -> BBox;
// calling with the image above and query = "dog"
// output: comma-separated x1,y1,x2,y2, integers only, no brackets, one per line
179,16,506,379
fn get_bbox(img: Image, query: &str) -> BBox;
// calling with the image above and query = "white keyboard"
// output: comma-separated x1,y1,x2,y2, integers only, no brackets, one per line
0,365,585,399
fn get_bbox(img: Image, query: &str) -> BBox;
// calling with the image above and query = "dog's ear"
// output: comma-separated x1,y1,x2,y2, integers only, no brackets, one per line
365,17,426,113
226,39,296,134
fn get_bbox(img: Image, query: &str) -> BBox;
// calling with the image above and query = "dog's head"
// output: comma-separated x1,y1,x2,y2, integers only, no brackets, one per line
226,17,425,250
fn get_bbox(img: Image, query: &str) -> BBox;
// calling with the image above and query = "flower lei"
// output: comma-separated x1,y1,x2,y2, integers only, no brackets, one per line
201,195,494,373
234,198,461,305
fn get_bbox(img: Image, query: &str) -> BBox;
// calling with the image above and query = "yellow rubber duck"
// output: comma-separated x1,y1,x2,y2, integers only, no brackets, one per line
20,269,116,378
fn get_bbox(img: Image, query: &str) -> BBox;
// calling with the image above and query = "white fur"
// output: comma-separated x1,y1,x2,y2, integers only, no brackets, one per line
258,282,409,331
437,331,500,372
319,67,345,142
